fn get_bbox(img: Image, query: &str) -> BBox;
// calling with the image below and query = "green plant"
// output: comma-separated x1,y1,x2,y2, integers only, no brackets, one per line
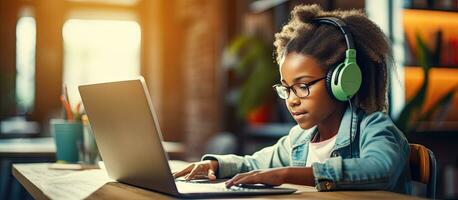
394,30,458,133
223,35,279,120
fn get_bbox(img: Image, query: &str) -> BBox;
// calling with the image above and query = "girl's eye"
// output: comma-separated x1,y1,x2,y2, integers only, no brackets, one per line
298,84,308,91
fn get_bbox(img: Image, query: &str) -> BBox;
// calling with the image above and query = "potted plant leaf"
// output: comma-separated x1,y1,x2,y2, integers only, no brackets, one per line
223,35,279,124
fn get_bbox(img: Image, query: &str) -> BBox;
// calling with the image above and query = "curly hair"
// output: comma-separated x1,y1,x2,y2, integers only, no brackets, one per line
274,4,393,114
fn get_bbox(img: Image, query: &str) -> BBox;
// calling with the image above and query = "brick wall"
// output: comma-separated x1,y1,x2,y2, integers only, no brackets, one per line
176,0,225,160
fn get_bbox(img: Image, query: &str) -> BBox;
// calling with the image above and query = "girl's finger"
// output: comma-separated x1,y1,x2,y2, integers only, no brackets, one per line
172,164,194,179
208,169,216,180
188,174,208,179
172,164,193,177
185,164,203,181
233,174,259,186
225,173,248,188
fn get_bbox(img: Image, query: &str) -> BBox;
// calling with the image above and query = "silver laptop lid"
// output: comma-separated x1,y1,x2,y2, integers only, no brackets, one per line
78,77,179,195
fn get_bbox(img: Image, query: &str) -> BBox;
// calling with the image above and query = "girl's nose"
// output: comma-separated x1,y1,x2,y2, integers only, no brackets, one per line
287,92,301,107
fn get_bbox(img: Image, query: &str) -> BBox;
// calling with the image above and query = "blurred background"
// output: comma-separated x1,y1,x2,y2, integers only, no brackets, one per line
0,0,457,199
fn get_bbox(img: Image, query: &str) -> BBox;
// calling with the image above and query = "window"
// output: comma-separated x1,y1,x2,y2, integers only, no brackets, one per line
16,17,36,114
62,19,141,107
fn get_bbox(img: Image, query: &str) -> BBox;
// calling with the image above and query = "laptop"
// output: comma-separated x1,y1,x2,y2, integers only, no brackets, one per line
78,77,297,198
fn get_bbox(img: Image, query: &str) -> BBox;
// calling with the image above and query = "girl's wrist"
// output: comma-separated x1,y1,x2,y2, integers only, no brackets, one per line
283,167,315,186
279,167,290,184
210,160,218,169
209,160,219,174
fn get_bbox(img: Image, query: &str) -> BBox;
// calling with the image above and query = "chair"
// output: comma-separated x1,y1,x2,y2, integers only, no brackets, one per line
409,143,437,199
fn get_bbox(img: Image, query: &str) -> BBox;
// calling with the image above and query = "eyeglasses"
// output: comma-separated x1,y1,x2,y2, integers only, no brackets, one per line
272,77,325,99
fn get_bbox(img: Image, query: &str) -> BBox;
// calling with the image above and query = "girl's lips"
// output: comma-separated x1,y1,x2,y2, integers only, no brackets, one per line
291,111,307,115
292,111,308,121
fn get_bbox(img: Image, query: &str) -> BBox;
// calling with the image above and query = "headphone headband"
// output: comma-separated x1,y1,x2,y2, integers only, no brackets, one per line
311,17,361,102
312,17,355,49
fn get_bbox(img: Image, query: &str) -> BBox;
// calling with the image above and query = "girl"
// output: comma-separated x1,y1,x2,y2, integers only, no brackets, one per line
173,4,410,194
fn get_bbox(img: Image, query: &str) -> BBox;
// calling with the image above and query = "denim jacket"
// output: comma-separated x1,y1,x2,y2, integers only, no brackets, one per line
202,107,411,194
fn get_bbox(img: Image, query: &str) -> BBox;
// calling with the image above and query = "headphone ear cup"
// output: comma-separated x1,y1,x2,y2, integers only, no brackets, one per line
331,61,362,101
325,65,337,100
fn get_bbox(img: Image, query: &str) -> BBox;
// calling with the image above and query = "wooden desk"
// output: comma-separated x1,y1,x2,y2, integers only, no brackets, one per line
0,138,184,199
12,162,424,200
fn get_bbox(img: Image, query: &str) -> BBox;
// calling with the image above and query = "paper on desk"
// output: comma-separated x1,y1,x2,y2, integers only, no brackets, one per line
40,168,112,200
48,163,100,170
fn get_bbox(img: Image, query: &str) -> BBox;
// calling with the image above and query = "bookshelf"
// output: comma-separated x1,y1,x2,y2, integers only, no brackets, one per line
404,66,458,131
403,9,458,67
402,9,458,132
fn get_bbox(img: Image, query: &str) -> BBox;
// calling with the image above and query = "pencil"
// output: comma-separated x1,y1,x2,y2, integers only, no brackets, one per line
60,95,73,121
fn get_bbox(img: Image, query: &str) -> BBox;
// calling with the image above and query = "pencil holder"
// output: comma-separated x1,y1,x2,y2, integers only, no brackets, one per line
50,119,83,163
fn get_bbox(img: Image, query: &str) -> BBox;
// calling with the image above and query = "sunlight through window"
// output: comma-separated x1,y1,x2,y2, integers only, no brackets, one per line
62,19,141,107
16,17,36,114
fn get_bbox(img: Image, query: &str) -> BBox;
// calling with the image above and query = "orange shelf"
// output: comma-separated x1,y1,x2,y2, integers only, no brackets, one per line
403,9,458,67
404,67,458,124
403,9,458,131
403,9,458,49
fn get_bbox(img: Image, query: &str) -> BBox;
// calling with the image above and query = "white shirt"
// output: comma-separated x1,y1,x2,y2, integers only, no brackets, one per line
305,134,337,167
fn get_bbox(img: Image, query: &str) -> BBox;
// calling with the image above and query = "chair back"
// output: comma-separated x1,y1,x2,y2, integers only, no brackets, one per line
409,143,437,199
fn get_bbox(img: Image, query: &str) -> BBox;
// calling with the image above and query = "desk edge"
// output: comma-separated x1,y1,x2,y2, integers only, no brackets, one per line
12,164,50,200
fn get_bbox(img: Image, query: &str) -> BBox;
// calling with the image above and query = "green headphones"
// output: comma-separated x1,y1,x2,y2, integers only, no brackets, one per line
312,17,362,102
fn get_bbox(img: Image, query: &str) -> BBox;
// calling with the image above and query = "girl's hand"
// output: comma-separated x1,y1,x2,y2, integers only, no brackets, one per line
225,168,287,188
172,160,219,181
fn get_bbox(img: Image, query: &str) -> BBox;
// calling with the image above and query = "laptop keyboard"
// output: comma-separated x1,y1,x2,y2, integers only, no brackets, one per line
175,179,273,193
